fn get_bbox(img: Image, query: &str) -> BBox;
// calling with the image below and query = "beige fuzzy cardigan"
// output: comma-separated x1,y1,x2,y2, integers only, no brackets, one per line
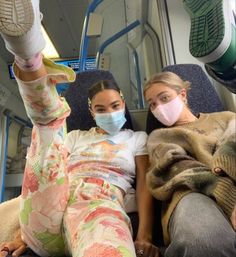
0,196,20,243
147,111,236,245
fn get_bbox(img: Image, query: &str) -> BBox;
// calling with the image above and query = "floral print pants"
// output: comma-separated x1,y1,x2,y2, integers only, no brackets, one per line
15,59,136,257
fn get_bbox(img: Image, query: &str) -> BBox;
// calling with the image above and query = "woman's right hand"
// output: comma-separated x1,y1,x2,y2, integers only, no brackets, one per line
0,238,27,257
134,240,160,257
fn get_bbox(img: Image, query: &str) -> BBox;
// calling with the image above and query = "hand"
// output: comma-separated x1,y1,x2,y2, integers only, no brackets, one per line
231,205,236,230
134,240,160,257
0,238,27,257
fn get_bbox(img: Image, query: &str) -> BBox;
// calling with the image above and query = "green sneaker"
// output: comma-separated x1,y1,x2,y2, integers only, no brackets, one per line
183,0,235,63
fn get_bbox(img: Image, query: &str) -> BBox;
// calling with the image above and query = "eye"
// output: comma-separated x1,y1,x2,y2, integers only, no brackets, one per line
149,102,156,110
112,103,121,110
160,94,170,103
95,108,106,113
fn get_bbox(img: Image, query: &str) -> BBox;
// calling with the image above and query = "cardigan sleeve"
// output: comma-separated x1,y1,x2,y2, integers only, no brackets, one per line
212,116,236,182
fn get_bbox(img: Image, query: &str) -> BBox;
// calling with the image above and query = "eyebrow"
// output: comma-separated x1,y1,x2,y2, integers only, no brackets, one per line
94,100,121,108
147,91,169,103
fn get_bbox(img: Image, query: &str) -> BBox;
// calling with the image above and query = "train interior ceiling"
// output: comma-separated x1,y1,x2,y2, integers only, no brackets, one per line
0,0,236,201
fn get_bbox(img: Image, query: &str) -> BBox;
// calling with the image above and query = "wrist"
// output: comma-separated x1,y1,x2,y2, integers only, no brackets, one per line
136,233,152,243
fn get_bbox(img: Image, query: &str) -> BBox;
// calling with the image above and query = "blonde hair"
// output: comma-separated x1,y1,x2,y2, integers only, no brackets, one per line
143,71,191,97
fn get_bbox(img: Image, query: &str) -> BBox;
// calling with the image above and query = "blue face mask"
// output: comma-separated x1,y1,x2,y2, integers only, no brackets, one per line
94,109,127,135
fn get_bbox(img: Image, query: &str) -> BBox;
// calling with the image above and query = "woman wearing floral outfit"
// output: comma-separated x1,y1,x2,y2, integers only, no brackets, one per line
0,1,159,257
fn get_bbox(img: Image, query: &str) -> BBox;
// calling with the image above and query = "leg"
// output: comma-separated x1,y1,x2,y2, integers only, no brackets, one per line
63,178,136,257
183,0,236,93
0,0,45,59
19,78,71,256
165,193,236,257
16,57,75,256
0,0,46,74
0,1,76,256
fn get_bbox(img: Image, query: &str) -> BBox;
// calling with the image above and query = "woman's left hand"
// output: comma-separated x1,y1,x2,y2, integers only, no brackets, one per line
134,240,160,257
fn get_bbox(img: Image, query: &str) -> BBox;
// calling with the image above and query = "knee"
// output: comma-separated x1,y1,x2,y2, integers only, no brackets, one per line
165,232,236,257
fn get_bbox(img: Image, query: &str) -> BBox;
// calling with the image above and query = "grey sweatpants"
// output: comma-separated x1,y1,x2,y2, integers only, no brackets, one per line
165,193,236,257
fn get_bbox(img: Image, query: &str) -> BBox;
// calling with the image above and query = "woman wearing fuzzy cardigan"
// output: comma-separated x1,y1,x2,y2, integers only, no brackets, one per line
144,71,236,257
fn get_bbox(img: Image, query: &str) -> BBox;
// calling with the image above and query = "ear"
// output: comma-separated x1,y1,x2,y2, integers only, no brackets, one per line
121,100,126,108
179,89,187,102
89,108,95,119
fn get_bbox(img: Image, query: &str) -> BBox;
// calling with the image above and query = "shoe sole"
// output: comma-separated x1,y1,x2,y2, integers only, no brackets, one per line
0,0,34,36
183,0,234,62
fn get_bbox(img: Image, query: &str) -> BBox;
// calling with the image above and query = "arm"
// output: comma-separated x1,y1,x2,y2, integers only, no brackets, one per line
147,137,236,231
135,154,153,243
134,155,160,257
212,117,236,182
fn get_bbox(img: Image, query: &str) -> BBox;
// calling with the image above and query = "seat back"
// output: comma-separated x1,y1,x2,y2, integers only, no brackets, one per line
146,64,225,134
64,70,133,132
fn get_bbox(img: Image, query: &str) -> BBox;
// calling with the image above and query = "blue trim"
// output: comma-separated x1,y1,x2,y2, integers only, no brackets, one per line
132,50,144,108
4,110,32,128
96,20,141,67
0,116,10,202
79,0,104,71
9,57,97,80
0,112,31,202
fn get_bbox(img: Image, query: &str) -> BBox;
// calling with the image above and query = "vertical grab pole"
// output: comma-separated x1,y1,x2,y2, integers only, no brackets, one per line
79,0,104,71
0,110,32,202
128,43,144,109
132,50,144,109
0,115,10,202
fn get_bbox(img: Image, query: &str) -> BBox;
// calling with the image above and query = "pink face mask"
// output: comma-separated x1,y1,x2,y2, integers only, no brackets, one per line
151,95,184,126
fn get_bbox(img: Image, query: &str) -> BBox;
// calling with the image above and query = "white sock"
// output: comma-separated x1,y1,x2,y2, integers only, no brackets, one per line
15,53,43,72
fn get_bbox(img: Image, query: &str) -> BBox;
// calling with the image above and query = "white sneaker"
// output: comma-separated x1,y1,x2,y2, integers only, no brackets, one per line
0,0,46,59
0,0,34,36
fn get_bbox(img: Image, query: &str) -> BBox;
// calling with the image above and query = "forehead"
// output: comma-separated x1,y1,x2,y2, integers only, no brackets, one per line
145,83,175,98
91,89,121,103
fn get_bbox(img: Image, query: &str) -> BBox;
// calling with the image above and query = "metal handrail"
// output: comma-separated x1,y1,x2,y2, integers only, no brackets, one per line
128,44,144,109
79,0,104,71
0,115,10,202
4,110,32,128
96,20,141,68
144,22,163,70
157,0,176,65
0,111,32,202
